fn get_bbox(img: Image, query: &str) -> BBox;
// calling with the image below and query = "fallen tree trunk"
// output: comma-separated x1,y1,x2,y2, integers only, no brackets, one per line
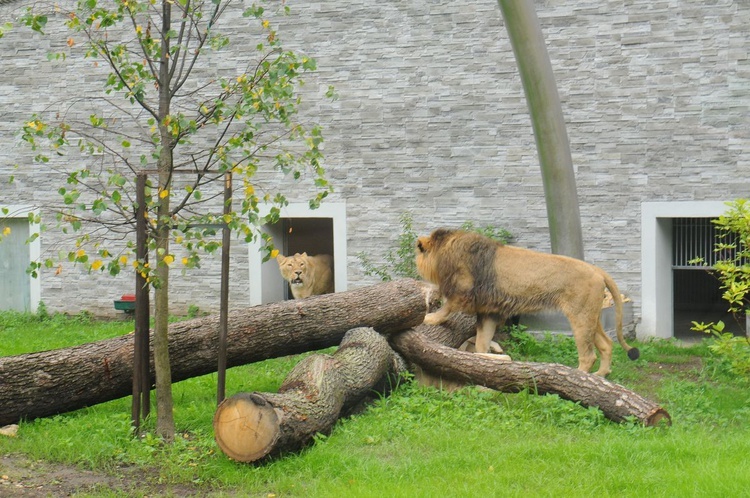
214,317,669,463
389,328,671,426
213,316,480,462
213,327,409,462
0,279,437,426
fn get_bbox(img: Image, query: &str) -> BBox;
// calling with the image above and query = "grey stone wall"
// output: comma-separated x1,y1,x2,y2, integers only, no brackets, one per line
1,0,749,323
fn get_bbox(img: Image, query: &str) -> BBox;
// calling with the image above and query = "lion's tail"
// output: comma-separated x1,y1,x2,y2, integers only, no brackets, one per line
603,272,640,361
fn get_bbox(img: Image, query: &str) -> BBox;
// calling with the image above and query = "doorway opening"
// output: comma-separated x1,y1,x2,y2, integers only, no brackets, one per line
248,203,347,305
273,217,334,301
0,206,41,312
672,217,745,339
642,201,728,339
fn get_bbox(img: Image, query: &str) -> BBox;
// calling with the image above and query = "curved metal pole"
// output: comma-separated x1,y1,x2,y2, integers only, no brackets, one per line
497,0,584,259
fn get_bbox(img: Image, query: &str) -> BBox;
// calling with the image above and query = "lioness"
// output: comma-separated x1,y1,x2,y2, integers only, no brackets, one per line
415,228,639,377
276,252,334,299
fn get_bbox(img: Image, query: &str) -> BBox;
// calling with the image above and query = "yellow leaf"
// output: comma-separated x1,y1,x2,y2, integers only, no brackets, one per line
175,236,183,244
76,249,86,258
119,255,128,265
182,257,189,265
91,260,103,270
2,226,10,236
223,214,232,224
270,249,279,259
159,189,169,199
163,255,174,265
262,19,270,29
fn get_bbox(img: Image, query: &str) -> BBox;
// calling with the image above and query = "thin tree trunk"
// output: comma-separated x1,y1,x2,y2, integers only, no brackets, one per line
153,0,176,442
497,0,584,259
0,279,437,427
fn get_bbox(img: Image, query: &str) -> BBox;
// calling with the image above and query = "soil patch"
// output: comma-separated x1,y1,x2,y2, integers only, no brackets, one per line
0,453,205,497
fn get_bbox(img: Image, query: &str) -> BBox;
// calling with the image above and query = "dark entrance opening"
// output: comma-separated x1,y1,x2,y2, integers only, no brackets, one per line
672,218,745,340
279,217,334,301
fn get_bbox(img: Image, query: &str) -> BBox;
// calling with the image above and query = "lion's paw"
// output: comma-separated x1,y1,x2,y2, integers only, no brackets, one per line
423,312,444,326
475,352,512,362
488,341,504,354
459,338,505,354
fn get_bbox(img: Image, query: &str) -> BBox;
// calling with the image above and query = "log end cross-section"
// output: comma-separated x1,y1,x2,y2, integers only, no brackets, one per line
213,393,281,463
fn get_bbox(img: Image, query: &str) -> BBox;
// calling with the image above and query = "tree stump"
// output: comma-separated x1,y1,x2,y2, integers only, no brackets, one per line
213,327,407,462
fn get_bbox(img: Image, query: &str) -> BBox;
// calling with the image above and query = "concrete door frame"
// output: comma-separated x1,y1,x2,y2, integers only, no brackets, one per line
640,200,728,339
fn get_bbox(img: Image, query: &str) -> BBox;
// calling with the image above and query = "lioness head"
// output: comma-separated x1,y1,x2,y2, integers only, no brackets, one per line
276,252,310,287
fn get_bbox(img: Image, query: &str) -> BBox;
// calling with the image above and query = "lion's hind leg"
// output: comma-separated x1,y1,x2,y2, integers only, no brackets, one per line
566,313,598,374
592,322,614,377
475,313,503,354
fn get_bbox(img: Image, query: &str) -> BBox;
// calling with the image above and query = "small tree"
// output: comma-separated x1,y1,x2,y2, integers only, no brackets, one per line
690,199,750,376
12,0,332,441
710,199,750,314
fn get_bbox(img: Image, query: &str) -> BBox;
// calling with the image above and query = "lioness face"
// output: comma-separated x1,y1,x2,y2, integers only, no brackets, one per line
277,253,309,287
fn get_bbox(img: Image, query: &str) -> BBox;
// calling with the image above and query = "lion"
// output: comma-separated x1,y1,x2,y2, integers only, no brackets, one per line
415,228,639,377
276,252,335,299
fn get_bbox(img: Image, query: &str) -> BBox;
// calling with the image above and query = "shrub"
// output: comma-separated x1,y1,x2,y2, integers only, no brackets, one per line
691,321,750,377
710,199,750,313
357,212,513,282
689,199,750,378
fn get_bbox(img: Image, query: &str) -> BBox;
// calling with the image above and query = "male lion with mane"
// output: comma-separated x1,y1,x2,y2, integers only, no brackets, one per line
276,252,334,299
416,228,639,377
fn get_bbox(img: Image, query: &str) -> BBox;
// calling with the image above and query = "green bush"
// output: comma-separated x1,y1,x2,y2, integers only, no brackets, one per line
690,199,750,378
691,321,750,377
357,212,513,281
710,199,750,313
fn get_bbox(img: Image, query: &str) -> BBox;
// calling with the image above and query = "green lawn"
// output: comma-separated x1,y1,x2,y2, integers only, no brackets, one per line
1,310,749,497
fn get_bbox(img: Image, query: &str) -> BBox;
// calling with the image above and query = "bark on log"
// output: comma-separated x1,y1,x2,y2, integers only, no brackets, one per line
0,279,437,426
213,327,408,462
389,327,671,426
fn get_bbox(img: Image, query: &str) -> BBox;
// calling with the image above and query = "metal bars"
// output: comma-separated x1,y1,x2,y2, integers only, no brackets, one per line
672,217,743,269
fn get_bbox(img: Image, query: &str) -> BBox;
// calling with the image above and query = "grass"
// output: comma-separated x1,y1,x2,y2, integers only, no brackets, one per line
1,310,750,497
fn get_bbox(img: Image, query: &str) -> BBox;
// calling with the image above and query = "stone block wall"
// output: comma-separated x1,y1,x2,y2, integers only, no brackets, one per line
1,0,748,323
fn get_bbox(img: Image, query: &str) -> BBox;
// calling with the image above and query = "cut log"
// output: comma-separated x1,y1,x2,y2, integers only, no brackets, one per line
214,316,669,463
389,327,671,426
0,279,437,427
212,315,479,462
213,327,408,462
